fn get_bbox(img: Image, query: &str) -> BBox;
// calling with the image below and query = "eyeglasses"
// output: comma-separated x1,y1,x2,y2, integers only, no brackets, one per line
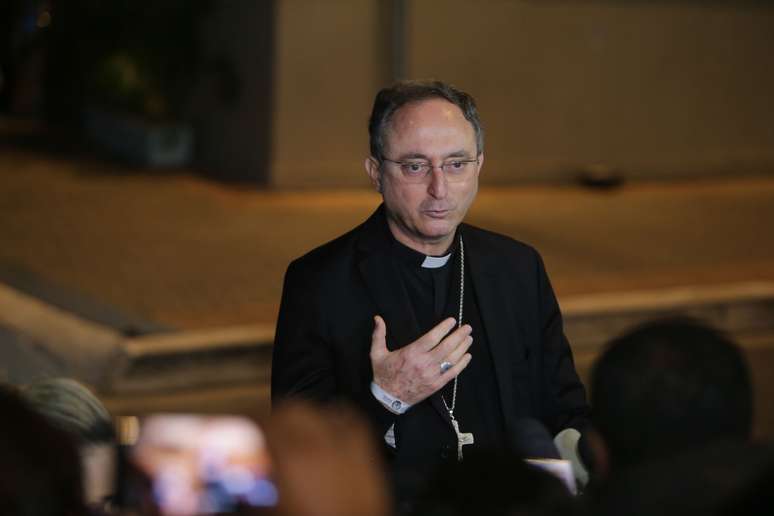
381,157,479,183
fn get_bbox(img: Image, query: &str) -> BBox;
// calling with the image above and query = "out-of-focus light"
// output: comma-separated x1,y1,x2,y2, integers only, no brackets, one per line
37,11,52,29
246,479,279,507
116,416,140,446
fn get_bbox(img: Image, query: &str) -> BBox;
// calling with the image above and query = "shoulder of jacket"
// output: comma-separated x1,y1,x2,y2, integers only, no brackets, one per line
285,218,369,280
462,223,540,260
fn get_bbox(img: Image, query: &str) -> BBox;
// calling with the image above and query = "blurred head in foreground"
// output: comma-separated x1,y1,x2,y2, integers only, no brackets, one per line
22,378,117,509
410,448,576,516
22,378,115,444
266,401,390,516
0,384,86,516
591,440,774,516
590,317,752,473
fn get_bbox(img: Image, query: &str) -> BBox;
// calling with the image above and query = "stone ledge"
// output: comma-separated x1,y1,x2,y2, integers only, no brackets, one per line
3,281,774,395
114,326,274,393
563,282,774,350
563,282,774,315
124,325,274,357
0,283,126,388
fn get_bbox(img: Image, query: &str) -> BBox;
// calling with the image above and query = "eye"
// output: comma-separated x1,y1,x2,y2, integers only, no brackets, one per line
443,160,467,173
403,162,428,175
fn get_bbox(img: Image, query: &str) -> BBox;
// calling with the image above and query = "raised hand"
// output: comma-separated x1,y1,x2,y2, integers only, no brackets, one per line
369,315,473,405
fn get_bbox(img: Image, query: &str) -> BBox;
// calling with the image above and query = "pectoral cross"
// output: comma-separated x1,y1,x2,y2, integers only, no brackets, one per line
450,417,474,461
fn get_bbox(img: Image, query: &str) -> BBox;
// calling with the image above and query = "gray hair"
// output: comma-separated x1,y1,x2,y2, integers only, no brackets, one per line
22,378,115,444
368,79,484,162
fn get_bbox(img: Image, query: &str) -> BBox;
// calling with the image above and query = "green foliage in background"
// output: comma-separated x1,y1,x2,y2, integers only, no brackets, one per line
49,0,212,121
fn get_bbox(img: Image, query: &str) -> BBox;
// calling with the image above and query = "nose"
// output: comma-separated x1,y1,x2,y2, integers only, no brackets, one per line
427,166,447,199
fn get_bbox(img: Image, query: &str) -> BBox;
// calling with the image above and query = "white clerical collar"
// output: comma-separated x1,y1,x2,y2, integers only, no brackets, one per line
421,253,452,269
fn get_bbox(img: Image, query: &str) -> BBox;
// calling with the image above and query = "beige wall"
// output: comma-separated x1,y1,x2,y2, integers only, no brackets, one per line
270,0,774,187
270,0,385,188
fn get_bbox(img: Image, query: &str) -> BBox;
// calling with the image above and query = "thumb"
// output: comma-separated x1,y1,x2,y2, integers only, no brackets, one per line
369,315,388,361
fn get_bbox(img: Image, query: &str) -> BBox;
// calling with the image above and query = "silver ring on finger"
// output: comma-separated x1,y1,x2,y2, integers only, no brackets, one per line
439,361,453,375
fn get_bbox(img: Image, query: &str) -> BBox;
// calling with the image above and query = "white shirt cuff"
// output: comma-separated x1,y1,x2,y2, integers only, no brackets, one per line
370,382,411,414
554,428,589,488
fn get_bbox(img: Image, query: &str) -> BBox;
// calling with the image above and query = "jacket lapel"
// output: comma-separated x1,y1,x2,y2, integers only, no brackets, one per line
356,206,419,351
464,226,527,438
356,205,454,426
358,251,418,353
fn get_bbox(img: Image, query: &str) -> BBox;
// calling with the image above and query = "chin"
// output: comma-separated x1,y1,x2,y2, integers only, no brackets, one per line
418,222,456,241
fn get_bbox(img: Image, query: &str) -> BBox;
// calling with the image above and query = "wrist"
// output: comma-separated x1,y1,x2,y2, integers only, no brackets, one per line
370,382,411,414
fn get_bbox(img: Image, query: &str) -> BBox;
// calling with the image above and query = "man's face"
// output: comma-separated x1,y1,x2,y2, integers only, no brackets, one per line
366,98,483,255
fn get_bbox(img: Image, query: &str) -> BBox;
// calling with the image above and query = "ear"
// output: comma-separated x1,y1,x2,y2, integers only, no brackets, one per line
475,152,484,177
365,156,382,193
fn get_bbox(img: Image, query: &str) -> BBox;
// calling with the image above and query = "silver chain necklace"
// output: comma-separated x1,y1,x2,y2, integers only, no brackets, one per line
441,234,464,414
441,234,474,460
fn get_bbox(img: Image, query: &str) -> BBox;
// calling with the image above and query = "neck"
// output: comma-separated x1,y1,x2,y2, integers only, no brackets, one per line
386,217,455,256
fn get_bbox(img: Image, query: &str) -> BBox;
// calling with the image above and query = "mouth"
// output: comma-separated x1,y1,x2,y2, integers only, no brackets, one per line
423,208,452,218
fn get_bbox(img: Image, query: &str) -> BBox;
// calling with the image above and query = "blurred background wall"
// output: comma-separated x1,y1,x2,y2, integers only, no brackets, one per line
262,0,774,187
3,0,774,429
6,1,772,187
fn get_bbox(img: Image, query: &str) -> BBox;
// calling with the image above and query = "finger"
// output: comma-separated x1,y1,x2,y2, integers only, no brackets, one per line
440,334,473,366
369,315,388,361
418,317,458,352
428,324,472,361
438,353,472,385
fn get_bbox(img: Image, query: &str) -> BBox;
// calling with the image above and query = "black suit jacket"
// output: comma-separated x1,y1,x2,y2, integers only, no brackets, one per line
272,205,589,459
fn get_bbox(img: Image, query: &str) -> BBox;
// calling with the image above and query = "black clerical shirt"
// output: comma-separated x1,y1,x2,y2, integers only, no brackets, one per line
390,233,507,460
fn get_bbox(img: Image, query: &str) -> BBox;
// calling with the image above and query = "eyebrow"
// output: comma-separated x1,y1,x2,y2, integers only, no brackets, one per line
397,149,472,160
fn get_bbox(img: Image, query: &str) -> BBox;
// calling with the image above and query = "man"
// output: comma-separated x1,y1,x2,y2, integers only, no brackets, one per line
588,317,753,476
586,317,760,516
0,384,88,516
22,378,118,510
272,80,589,500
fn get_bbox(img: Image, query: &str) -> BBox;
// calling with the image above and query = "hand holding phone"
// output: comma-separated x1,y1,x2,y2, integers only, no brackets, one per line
129,414,276,515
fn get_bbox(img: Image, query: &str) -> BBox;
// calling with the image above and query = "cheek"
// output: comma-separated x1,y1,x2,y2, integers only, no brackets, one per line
467,184,479,204
467,179,479,200
382,192,409,222
453,182,478,207
386,186,420,211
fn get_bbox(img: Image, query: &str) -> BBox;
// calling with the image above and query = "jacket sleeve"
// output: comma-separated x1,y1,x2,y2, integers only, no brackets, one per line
271,259,337,403
271,259,398,440
535,252,590,435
